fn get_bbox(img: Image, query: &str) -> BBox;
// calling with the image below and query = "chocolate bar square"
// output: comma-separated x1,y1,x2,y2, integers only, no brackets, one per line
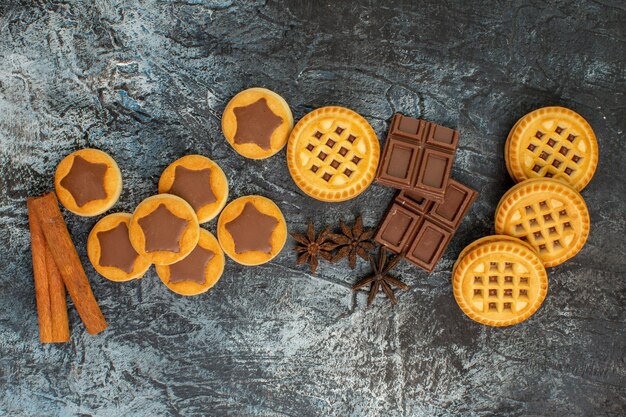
425,122,459,150
375,178,478,272
429,180,477,229
377,140,421,187
375,203,421,253
375,113,459,202
405,220,451,271
416,148,453,191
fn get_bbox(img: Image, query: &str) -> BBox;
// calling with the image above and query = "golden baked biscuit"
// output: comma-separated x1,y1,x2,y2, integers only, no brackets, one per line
129,194,200,265
453,236,548,327
505,106,598,191
495,178,590,267
286,106,380,202
54,148,122,216
87,213,151,282
158,155,229,223
222,88,294,159
155,228,225,296
217,195,287,266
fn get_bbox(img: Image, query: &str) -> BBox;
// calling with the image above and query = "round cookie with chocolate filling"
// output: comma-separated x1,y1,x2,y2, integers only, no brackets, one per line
495,178,590,267
505,106,598,191
129,194,200,265
286,106,379,202
453,236,548,326
54,149,122,216
221,88,294,159
217,195,287,266
155,228,225,296
87,213,151,282
158,155,228,223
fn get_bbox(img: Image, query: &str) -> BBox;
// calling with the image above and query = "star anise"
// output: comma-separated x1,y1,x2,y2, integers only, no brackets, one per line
329,215,375,269
353,247,409,305
290,222,336,274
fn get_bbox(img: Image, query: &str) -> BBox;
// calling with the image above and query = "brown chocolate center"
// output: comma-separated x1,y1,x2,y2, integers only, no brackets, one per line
60,155,108,207
138,204,189,253
225,202,278,254
233,98,283,150
168,166,217,211
168,245,215,284
97,222,138,273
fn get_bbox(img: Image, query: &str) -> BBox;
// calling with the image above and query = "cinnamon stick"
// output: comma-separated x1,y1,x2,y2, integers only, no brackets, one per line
28,199,55,342
29,193,108,335
45,244,70,342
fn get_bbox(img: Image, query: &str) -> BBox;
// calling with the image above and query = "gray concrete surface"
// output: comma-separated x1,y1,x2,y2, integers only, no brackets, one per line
0,1,624,416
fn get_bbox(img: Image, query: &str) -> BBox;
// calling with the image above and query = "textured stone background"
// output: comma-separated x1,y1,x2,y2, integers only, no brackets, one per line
0,0,624,416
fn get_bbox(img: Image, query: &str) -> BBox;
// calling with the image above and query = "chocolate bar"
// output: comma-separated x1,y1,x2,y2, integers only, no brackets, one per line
375,179,477,272
375,113,459,202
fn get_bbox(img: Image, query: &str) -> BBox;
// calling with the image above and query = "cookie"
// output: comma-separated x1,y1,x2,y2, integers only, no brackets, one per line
54,148,122,216
222,87,294,159
453,236,548,327
87,213,151,282
286,106,380,202
505,106,598,191
217,195,287,266
495,178,590,267
158,155,229,223
155,228,225,296
129,194,200,265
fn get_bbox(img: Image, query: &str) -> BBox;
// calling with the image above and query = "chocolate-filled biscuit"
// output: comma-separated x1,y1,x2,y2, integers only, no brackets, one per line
158,155,229,223
505,106,598,191
217,195,287,266
453,236,548,327
87,213,151,282
222,88,294,159
495,178,589,267
286,106,380,202
156,228,225,296
129,194,200,265
54,148,122,216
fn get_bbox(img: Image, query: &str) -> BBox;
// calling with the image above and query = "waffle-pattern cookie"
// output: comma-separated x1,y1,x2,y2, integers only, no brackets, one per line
495,178,590,267
286,106,379,202
54,148,122,216
453,236,548,326
505,106,598,191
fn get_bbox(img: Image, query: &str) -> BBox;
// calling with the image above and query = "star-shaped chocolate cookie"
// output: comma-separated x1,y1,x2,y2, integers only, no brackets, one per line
60,155,108,207
233,98,283,150
97,222,139,273
225,202,278,254
138,204,189,253
168,166,217,211
168,245,215,284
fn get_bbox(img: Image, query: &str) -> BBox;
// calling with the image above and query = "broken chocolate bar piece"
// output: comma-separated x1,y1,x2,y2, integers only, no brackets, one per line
375,178,477,272
375,113,459,202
